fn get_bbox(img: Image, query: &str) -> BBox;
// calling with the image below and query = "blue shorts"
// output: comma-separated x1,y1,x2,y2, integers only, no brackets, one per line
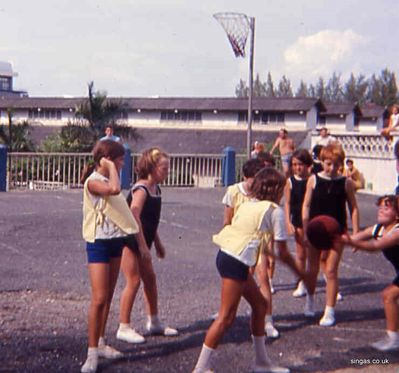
216,250,249,281
86,237,126,263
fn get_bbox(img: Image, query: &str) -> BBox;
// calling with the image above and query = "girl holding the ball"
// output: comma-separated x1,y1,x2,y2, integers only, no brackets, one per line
302,143,359,327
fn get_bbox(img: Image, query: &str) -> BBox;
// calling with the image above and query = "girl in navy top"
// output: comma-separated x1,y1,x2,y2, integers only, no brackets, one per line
117,148,178,345
344,195,399,351
302,144,359,327
284,149,313,298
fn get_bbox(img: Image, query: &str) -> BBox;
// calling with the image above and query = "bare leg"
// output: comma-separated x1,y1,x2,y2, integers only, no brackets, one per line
119,247,141,324
138,255,158,316
382,285,399,332
204,277,245,348
324,244,343,308
87,263,110,347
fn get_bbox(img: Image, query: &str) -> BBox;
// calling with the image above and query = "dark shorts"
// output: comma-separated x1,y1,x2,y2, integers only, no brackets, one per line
393,272,399,287
125,235,153,257
86,237,126,263
216,250,249,281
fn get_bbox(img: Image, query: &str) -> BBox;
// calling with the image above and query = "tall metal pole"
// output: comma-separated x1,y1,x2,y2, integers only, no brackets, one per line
247,17,255,159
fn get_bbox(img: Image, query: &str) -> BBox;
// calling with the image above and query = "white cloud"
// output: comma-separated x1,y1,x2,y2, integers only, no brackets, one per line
282,29,367,83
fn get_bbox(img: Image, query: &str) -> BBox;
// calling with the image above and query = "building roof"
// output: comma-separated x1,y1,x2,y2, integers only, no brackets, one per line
320,102,362,116
360,103,386,118
0,96,325,113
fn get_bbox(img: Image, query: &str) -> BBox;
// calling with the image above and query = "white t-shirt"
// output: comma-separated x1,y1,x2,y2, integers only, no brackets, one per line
87,171,125,239
222,204,288,266
222,182,248,207
316,135,336,146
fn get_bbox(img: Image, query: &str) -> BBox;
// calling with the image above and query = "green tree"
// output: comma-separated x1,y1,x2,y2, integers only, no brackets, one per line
344,73,368,104
276,75,293,97
41,82,139,152
265,72,275,97
295,80,308,97
325,72,343,102
367,69,398,106
0,109,35,152
235,79,248,97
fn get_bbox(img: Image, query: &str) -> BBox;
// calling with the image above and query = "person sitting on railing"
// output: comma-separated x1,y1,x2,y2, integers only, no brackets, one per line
381,104,399,141
316,127,336,147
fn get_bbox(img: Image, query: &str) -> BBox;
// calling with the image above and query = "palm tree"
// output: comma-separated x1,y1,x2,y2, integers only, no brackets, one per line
75,81,139,141
0,109,35,152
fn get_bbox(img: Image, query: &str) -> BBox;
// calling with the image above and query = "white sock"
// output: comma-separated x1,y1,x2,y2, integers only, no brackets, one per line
119,323,130,330
98,337,105,347
194,344,214,370
265,315,273,324
87,347,98,357
252,335,270,366
387,330,399,340
324,306,335,316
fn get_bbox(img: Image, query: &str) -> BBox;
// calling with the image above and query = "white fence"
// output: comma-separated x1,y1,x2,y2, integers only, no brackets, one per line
7,152,226,190
312,133,398,194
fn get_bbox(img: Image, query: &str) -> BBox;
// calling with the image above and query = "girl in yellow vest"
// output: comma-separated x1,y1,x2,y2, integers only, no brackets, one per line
193,167,307,373
221,158,279,339
117,148,178,345
81,140,142,373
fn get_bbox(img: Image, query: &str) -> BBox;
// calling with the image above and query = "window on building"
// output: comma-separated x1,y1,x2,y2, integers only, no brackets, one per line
160,111,202,122
238,111,285,124
0,77,11,91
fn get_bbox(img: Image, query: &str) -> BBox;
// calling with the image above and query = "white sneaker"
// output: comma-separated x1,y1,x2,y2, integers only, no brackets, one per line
97,344,123,359
192,368,214,373
146,321,179,336
336,292,343,302
371,335,399,351
253,364,290,373
292,281,306,298
265,322,280,338
304,297,315,317
117,326,146,344
319,313,335,327
81,354,98,373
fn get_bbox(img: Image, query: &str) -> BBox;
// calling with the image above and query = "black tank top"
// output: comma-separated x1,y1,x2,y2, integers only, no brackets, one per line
289,176,307,228
309,174,347,232
126,184,162,248
372,224,399,273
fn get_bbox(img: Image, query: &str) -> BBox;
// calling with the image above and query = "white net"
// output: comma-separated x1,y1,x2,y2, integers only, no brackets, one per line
213,12,251,57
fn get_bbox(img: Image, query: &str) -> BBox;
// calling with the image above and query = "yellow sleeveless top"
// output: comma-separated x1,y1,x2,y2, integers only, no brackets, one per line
82,179,139,242
213,200,276,258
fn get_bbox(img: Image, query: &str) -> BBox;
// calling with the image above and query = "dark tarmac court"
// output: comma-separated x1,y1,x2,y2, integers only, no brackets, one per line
0,189,398,373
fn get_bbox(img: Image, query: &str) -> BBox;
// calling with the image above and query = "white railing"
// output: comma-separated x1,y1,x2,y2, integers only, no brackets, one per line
312,133,398,194
8,152,224,190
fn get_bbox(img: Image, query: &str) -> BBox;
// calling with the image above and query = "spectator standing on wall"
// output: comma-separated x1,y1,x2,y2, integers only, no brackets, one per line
270,128,295,177
100,124,122,143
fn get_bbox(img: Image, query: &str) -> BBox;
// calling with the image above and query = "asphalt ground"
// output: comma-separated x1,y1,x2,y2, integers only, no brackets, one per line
0,189,398,373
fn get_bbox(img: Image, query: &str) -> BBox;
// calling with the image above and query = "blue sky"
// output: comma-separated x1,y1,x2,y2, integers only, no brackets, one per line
1,0,398,97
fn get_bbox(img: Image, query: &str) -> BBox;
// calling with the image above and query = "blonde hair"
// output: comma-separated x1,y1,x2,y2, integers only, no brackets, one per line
135,147,169,179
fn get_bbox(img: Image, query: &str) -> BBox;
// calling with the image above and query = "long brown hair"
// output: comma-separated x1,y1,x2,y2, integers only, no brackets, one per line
81,140,125,183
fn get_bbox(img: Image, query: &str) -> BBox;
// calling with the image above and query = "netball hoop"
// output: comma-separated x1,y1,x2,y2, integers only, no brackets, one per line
213,12,251,57
214,12,255,159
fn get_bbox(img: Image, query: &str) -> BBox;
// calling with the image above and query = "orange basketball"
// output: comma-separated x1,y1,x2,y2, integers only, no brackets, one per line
306,215,341,250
